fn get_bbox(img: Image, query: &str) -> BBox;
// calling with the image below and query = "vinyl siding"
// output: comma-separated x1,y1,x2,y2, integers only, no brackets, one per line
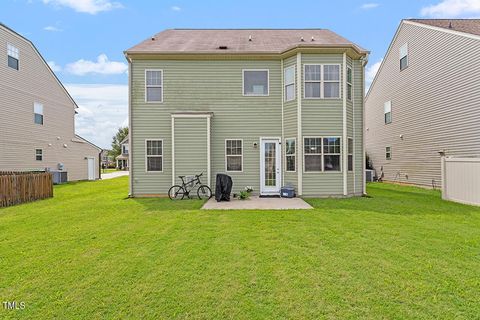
0,26,100,180
365,22,480,188
283,55,298,189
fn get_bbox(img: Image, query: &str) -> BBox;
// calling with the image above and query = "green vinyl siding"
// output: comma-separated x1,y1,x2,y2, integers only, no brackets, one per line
173,117,208,185
283,55,298,189
353,59,364,194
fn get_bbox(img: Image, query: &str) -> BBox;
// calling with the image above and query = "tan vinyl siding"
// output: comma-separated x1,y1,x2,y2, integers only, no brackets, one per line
0,25,100,180
301,54,344,197
365,22,480,188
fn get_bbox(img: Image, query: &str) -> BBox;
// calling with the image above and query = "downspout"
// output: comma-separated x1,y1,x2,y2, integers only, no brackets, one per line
126,54,133,197
361,54,369,195
343,53,348,196
296,53,303,196
281,58,284,187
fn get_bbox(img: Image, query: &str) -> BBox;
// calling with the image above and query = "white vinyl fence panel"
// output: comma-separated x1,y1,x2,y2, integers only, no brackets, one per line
442,157,480,206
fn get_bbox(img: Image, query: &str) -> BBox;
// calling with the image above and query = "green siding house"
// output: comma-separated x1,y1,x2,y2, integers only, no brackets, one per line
125,29,369,197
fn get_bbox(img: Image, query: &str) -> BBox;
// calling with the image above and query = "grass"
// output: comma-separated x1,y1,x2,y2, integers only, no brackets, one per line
1,177,479,319
102,169,121,174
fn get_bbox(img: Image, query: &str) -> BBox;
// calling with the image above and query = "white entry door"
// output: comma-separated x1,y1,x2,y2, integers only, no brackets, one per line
87,157,95,180
260,138,281,195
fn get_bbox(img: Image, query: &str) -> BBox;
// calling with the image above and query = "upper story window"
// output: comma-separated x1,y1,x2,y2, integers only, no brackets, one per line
304,64,341,99
285,138,296,172
243,70,269,96
7,44,19,70
34,102,44,125
146,140,163,172
284,66,295,101
35,149,43,161
145,70,163,102
226,139,243,171
122,144,129,155
347,67,353,101
384,101,392,124
400,43,408,71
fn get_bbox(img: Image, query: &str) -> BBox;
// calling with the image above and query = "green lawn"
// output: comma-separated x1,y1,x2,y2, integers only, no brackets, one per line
102,168,120,174
1,177,479,319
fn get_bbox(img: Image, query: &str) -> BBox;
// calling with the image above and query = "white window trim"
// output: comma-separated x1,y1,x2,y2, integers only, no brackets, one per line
34,102,44,125
285,137,296,172
145,69,164,103
347,137,353,172
386,146,392,160
346,66,353,101
303,136,343,173
303,64,322,99
384,100,392,124
7,43,19,59
303,136,323,173
225,139,243,172
35,148,43,161
242,69,269,97
400,43,408,71
303,64,342,100
284,65,295,102
145,139,163,173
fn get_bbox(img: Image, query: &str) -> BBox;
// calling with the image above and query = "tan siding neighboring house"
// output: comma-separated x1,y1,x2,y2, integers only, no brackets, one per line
365,19,480,188
0,23,101,180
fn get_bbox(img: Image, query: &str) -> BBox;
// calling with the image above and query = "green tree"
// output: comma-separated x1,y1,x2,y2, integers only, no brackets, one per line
109,127,129,160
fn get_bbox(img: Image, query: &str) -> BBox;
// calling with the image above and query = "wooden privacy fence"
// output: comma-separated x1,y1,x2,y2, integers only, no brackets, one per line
441,157,480,206
0,171,53,208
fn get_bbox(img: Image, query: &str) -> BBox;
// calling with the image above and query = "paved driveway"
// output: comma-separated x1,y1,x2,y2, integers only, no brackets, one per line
101,171,129,180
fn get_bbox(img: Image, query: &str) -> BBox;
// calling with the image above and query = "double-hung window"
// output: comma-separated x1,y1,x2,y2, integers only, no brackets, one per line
243,70,269,96
323,137,341,171
146,140,163,172
304,137,342,172
304,65,321,98
35,149,43,161
145,70,163,102
34,102,44,125
386,146,392,160
323,65,340,98
284,66,295,101
347,67,353,101
384,101,392,124
348,138,353,171
226,139,242,171
285,138,296,172
304,138,322,172
7,44,19,70
400,43,408,71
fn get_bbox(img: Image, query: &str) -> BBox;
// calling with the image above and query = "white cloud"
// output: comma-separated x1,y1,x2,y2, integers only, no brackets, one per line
361,3,379,9
47,61,62,72
42,0,123,15
44,25,62,32
365,59,383,92
66,84,128,148
421,0,480,18
171,5,181,11
65,54,128,76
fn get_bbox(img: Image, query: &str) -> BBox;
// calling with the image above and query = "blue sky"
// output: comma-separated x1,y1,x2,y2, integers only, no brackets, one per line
2,0,479,147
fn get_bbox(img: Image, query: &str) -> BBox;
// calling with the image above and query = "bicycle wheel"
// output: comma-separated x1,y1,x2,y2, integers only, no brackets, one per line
168,185,186,200
197,185,212,200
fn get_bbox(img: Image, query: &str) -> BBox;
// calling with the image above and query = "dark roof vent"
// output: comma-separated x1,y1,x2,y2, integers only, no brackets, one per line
311,36,315,42
151,36,155,41
300,36,305,42
249,35,252,41
218,45,228,50
448,21,453,29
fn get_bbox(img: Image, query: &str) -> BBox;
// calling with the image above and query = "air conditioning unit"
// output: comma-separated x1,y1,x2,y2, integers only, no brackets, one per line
52,171,68,184
365,169,375,182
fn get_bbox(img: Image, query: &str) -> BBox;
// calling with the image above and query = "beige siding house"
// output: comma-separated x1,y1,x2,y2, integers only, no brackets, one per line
0,23,101,181
365,19,480,188
125,29,368,197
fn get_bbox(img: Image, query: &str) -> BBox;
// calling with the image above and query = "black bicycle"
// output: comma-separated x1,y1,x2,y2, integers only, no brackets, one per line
168,172,212,200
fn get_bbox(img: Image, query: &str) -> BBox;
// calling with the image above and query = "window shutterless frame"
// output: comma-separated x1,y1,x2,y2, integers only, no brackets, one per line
303,136,323,172
145,139,163,172
347,137,353,171
303,136,343,173
35,148,43,161
242,69,269,96
145,69,163,103
284,65,295,102
303,64,322,99
346,66,353,101
385,146,392,160
323,137,342,172
303,64,342,99
225,139,243,172
285,137,296,172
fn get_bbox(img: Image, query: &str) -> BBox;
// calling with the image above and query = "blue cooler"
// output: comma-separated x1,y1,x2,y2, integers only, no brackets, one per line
281,186,295,198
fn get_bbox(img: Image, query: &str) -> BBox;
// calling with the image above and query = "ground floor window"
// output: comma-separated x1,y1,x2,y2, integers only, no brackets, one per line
35,149,43,161
386,146,392,160
146,140,163,172
226,139,242,171
304,137,342,172
348,138,353,171
285,138,296,172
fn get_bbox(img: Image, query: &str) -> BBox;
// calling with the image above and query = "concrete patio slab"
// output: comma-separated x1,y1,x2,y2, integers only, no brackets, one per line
202,196,313,210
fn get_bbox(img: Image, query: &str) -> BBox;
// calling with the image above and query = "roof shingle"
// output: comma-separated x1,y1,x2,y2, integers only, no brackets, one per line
408,19,480,37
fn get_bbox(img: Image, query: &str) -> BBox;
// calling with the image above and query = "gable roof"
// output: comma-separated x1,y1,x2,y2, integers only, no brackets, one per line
125,29,368,56
408,19,480,37
0,22,78,108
